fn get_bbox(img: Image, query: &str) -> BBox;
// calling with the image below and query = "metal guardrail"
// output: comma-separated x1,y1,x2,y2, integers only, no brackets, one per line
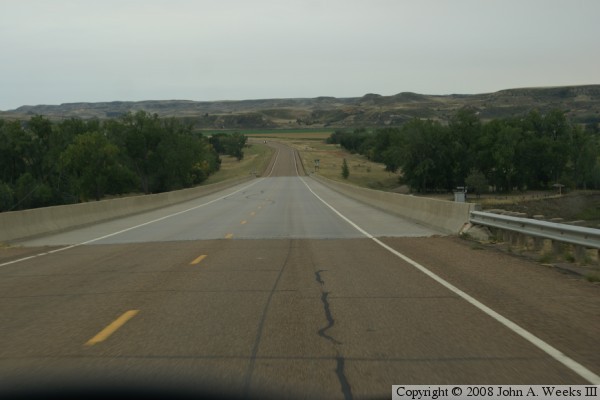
470,211,600,249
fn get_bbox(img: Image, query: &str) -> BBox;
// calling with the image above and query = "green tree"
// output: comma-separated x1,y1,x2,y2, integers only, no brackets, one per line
589,160,600,189
478,121,523,191
208,133,227,154
0,114,222,210
326,130,346,145
339,128,370,154
157,118,220,190
118,111,163,193
465,169,489,197
448,109,481,186
225,132,247,161
13,172,53,209
569,126,597,189
341,158,350,179
520,110,571,188
399,119,451,191
209,132,247,160
25,115,54,185
372,127,402,167
60,132,135,201
0,181,14,211
0,120,34,184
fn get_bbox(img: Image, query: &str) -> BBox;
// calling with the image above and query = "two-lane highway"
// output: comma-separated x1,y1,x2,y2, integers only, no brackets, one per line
1,142,599,399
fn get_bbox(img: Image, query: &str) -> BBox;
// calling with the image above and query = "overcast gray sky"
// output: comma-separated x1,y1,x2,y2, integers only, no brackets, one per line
1,0,599,110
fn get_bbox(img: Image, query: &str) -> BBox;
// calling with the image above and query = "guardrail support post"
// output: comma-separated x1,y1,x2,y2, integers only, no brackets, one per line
517,233,526,248
533,237,544,252
552,240,562,256
510,232,519,246
573,245,586,264
502,230,511,244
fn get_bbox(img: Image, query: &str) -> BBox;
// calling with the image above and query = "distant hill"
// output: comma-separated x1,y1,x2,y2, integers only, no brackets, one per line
2,85,599,129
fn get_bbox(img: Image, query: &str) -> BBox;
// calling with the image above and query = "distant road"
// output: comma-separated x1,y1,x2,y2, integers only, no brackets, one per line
1,142,598,399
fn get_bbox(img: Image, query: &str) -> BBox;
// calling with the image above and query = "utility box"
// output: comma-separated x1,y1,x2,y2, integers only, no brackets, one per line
454,186,467,203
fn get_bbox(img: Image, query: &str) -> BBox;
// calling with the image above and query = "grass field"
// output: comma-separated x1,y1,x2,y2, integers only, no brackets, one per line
286,140,402,190
244,131,402,190
247,132,331,141
205,132,401,191
205,143,274,184
200,128,335,137
202,128,401,190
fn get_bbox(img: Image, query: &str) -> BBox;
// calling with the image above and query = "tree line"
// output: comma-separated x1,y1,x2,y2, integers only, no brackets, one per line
327,109,600,193
0,111,247,211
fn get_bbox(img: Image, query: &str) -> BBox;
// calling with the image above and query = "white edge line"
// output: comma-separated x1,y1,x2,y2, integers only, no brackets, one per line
3,144,280,268
299,176,600,385
1,179,263,268
267,146,280,178
293,147,299,176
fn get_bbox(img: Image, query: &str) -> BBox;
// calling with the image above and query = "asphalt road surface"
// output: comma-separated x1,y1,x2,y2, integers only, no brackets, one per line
1,142,599,399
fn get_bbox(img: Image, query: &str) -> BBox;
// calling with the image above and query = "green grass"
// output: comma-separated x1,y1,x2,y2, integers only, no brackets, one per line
204,143,274,184
585,273,600,283
198,128,335,136
576,204,600,220
287,140,401,190
206,135,401,193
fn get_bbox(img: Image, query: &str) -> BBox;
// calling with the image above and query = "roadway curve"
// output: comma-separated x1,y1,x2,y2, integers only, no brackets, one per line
1,142,598,399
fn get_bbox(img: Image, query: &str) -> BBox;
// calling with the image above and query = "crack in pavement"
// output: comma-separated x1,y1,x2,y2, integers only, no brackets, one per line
317,291,341,345
314,269,353,400
314,269,325,285
314,270,340,345
336,357,353,400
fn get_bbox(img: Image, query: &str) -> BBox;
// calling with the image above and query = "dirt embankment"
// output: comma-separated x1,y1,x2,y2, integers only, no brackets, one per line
483,192,600,228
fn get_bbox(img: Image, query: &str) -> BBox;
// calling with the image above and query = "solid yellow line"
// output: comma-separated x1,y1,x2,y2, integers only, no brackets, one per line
225,233,233,239
241,220,247,225
85,310,139,346
190,254,207,265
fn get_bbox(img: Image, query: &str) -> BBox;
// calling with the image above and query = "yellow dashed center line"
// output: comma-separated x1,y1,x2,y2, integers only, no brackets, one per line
250,211,256,216
85,310,139,346
190,254,207,265
225,233,233,239
241,220,247,225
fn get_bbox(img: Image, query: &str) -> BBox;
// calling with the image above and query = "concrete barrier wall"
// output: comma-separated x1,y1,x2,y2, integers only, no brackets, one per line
0,176,254,242
311,174,479,234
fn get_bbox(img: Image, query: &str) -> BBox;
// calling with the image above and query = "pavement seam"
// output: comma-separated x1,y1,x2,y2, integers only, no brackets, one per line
241,238,294,396
0,355,553,362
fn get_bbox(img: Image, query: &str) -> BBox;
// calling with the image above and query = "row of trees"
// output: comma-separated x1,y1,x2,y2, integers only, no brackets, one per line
328,109,600,192
0,112,238,211
209,132,247,161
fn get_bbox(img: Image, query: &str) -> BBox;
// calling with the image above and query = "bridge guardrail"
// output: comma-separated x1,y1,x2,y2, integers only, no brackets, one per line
0,176,254,243
470,211,600,250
